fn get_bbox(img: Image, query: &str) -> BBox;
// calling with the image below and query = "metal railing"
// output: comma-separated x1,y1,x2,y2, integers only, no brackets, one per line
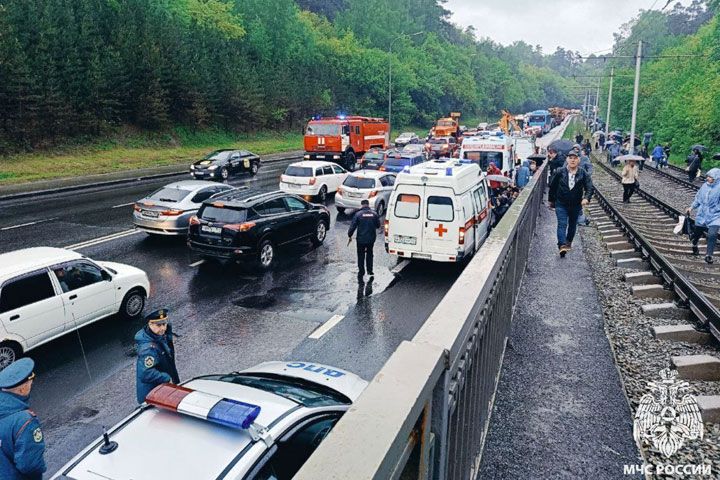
295,161,548,480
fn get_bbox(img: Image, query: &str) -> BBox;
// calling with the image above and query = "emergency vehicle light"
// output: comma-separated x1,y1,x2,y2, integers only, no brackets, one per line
402,165,411,173
146,383,261,430
445,167,453,176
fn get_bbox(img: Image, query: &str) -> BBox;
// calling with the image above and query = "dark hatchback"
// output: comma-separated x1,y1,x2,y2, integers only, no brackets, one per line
190,149,261,181
187,189,331,269
379,152,426,173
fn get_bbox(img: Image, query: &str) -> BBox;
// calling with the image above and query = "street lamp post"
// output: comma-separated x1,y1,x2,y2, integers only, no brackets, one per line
388,31,423,143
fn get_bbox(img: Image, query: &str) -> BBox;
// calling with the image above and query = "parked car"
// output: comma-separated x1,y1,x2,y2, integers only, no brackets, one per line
133,181,236,235
394,132,419,147
335,170,396,216
187,189,331,269
0,247,150,370
52,361,368,480
190,149,261,181
425,136,459,159
379,152,426,173
279,161,348,202
359,148,389,170
401,143,428,160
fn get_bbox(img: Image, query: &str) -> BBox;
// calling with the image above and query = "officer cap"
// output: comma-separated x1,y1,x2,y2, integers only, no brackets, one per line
0,358,35,389
145,308,169,325
567,151,580,158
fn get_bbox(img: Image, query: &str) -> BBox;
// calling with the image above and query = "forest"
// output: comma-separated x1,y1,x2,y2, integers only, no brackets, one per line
0,0,579,153
598,0,720,165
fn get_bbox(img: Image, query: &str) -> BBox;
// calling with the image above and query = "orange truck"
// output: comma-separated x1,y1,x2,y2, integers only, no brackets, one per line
303,115,389,170
430,112,461,138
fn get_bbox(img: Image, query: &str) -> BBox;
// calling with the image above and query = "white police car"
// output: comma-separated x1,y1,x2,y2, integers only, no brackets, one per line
52,361,367,480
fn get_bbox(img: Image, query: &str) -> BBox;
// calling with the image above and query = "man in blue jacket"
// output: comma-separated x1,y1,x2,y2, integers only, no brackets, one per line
686,168,720,264
348,200,381,278
0,358,45,480
135,308,180,403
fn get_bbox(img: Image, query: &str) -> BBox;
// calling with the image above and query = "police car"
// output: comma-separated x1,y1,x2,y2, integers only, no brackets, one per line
52,361,367,480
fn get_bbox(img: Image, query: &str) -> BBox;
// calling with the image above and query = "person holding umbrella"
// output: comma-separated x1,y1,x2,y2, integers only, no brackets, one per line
620,155,641,203
686,145,706,182
685,168,720,264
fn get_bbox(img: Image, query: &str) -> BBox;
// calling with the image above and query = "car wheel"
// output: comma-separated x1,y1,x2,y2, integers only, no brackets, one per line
221,167,229,180
312,220,328,245
250,162,259,175
318,185,328,202
336,207,346,215
376,201,385,217
257,239,275,269
346,153,356,171
0,342,21,371
121,288,145,320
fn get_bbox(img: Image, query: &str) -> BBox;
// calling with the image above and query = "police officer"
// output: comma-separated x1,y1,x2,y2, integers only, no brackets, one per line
135,308,180,404
348,200,381,278
0,358,46,480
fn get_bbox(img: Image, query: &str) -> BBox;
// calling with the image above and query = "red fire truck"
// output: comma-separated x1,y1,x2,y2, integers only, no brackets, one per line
303,116,389,170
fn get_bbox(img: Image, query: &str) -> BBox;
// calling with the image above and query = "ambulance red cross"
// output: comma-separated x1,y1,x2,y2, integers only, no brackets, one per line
52,361,367,480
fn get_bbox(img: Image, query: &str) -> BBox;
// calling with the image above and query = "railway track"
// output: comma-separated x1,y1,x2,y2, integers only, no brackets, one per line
590,159,720,340
666,162,707,183
644,163,700,193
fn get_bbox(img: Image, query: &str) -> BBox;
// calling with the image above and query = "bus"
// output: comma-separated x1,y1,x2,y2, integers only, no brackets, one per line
527,110,554,136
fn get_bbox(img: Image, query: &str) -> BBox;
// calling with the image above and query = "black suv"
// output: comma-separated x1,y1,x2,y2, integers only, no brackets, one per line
187,190,331,269
191,149,261,181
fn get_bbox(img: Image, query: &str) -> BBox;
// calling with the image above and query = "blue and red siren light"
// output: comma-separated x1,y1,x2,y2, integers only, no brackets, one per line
146,383,261,430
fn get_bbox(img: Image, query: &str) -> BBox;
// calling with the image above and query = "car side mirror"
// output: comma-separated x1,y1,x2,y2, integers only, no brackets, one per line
101,270,112,281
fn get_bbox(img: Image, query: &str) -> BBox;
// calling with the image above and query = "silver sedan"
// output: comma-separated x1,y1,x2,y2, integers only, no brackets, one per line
133,181,235,235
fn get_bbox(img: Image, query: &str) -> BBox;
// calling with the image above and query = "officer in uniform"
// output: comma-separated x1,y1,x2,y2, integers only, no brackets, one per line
0,358,46,480
348,199,381,279
135,308,180,404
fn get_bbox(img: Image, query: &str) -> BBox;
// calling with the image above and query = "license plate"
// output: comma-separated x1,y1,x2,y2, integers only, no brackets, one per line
394,235,416,245
346,192,361,198
142,210,159,218
202,226,222,234
194,172,205,177
413,253,431,260
288,183,300,189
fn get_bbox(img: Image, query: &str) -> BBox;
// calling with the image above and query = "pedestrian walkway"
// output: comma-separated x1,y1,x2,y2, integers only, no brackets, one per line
478,202,642,478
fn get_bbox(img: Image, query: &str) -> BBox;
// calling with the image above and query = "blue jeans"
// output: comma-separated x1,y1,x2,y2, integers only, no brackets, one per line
556,203,581,247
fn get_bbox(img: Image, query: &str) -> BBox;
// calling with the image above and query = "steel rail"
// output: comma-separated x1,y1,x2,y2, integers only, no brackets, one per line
592,159,720,339
666,162,706,183
644,163,700,192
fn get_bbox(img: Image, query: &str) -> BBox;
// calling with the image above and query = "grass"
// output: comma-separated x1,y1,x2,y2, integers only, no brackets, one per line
0,128,304,185
562,116,588,141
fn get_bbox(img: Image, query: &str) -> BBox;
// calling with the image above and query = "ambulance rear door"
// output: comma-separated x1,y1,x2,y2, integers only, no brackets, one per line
422,186,459,255
388,185,424,253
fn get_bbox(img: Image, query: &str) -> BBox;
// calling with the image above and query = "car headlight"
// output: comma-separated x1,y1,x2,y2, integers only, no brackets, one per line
333,155,340,159
303,154,310,159
190,165,195,170
208,165,218,170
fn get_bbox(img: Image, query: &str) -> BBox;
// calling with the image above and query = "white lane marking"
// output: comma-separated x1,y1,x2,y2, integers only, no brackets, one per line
112,202,135,209
391,259,410,275
189,259,205,267
64,229,141,250
1,217,58,231
308,314,344,340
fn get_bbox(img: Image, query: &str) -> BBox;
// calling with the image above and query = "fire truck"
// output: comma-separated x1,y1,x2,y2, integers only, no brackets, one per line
303,115,389,170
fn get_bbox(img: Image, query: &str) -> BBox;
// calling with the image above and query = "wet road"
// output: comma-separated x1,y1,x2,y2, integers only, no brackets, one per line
0,157,462,475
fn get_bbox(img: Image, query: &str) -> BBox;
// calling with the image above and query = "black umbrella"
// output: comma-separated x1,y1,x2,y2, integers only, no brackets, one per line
691,144,708,152
527,153,546,166
548,139,574,155
623,135,642,146
714,153,720,160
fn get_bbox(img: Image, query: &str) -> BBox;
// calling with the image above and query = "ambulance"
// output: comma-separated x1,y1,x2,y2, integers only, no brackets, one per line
458,133,512,174
384,159,492,263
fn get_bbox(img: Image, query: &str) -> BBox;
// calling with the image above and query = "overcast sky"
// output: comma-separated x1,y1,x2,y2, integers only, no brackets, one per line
444,0,692,55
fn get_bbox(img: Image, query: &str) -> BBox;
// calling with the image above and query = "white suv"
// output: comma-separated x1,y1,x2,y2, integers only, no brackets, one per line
0,247,150,369
279,161,348,202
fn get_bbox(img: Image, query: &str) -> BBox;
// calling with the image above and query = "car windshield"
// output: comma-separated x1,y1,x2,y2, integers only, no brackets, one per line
384,157,412,167
343,176,375,189
399,133,413,138
306,124,341,136
529,115,545,123
205,373,351,407
437,121,454,126
204,150,231,161
147,187,191,203
363,153,384,162
198,206,247,223
285,166,313,177
403,145,422,152
463,151,503,170
429,138,447,144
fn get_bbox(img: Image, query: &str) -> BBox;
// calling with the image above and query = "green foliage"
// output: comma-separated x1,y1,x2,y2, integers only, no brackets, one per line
0,0,577,154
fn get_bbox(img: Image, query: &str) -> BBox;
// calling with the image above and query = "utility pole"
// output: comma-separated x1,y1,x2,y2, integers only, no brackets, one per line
629,41,642,154
593,78,600,132
605,66,614,145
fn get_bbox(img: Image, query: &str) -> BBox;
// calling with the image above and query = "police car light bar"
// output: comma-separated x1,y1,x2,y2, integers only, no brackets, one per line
146,383,261,430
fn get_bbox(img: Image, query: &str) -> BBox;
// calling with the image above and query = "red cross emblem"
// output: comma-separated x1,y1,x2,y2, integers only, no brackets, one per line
434,224,448,237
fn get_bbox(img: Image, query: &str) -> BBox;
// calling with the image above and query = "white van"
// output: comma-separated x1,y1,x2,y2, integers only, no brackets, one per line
458,133,511,174
384,160,492,262
511,135,536,164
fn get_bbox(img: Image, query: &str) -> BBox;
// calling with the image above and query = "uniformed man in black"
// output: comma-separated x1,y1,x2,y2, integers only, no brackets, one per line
348,200,381,278
135,308,180,404
0,358,46,480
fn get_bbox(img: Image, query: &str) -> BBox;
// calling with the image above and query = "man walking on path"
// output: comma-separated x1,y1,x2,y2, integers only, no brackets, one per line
548,151,593,257
348,199,381,278
686,168,720,264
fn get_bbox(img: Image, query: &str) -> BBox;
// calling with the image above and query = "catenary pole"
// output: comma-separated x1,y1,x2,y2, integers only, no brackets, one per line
630,41,642,154
605,67,614,146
